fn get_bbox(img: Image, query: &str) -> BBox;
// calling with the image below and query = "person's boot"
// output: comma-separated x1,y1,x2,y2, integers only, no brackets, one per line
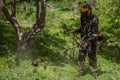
90,65,98,78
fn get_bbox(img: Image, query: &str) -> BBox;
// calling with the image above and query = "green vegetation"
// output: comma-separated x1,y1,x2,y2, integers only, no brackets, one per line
0,0,120,80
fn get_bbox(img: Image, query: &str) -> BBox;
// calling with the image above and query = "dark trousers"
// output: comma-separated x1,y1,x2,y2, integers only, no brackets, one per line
78,41,97,73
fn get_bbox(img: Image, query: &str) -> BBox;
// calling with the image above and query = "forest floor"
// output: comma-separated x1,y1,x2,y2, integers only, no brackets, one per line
0,53,120,80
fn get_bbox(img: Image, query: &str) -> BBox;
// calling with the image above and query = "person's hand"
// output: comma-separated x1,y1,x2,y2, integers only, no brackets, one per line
98,32,103,37
83,42,88,49
70,29,75,34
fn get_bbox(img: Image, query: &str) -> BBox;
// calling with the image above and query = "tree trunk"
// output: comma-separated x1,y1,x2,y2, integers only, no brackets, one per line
16,39,27,58
0,0,47,58
88,0,96,7
74,0,79,13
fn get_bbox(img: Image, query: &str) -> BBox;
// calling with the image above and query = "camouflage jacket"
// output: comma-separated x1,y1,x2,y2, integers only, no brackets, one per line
76,15,98,41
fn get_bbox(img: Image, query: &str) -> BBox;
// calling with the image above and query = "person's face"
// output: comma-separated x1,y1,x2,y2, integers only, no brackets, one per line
81,11,88,17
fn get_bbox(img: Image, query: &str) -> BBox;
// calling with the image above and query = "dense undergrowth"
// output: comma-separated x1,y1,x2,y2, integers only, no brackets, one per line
0,0,120,80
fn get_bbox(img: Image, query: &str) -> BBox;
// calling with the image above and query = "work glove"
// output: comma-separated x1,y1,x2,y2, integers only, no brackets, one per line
83,42,88,49
98,32,104,41
82,40,89,49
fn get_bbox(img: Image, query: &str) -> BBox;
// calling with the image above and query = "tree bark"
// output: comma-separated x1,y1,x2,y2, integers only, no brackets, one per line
0,0,47,58
74,0,81,13
74,0,79,13
88,0,96,7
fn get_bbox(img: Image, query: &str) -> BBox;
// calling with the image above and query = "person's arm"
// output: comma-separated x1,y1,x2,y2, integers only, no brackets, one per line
70,27,82,34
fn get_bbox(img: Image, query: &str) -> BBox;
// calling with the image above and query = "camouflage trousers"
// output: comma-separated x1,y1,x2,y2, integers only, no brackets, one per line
78,40,97,74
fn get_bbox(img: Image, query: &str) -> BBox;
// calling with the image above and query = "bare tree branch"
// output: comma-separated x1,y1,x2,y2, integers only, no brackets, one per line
11,0,16,17
0,0,23,41
39,0,46,23
35,0,40,21
0,0,12,21
89,0,96,7
26,0,47,42
0,0,48,58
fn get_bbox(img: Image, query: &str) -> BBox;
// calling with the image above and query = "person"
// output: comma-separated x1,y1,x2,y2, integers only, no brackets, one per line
71,4,99,78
